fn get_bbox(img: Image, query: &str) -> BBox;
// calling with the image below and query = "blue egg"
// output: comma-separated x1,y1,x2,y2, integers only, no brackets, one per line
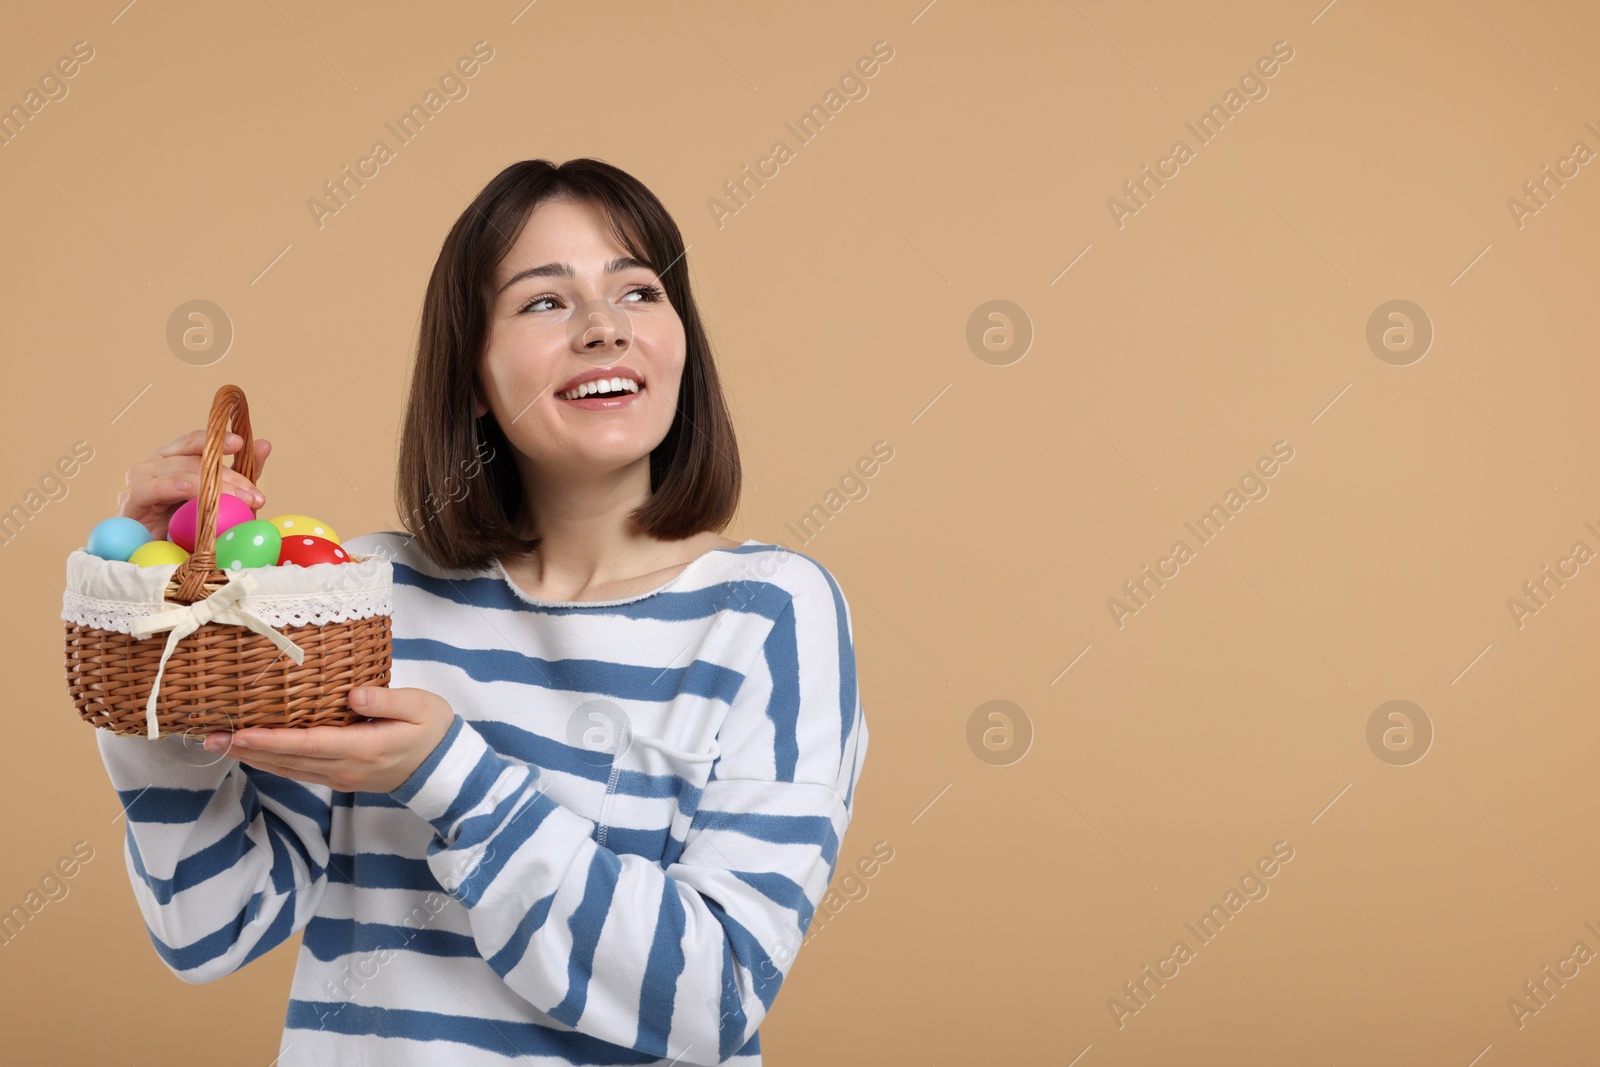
86,516,153,562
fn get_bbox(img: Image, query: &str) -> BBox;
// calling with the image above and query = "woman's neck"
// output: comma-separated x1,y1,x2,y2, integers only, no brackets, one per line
501,528,733,603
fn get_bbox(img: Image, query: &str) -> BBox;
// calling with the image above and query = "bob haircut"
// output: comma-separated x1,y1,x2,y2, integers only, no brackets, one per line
396,158,742,573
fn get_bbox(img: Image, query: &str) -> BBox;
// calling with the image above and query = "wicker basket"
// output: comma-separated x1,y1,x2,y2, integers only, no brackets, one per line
63,384,392,740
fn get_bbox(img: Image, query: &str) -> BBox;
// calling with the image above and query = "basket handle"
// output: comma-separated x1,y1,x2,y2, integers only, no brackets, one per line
171,384,259,603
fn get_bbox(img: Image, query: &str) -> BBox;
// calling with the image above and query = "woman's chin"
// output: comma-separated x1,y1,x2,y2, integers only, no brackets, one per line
541,441,660,474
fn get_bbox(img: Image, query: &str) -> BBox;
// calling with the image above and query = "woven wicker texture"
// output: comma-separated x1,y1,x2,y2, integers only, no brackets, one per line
63,384,392,737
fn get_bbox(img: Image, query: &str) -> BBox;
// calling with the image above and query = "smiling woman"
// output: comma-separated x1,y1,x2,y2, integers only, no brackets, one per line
93,158,869,1067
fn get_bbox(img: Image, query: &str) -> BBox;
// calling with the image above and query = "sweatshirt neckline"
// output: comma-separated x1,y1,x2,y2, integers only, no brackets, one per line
492,539,757,609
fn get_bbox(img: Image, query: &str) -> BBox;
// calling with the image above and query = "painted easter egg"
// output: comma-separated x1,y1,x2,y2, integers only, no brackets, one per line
86,517,152,561
277,534,350,567
267,514,340,545
169,493,255,552
128,540,191,567
216,519,282,571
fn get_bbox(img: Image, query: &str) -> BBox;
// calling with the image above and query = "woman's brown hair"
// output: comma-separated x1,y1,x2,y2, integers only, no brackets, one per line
396,158,741,572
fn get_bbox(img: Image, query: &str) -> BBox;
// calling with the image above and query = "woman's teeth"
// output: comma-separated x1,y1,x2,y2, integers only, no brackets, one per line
558,378,641,401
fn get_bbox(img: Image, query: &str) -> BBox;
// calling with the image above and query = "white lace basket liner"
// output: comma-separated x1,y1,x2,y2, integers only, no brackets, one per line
62,547,393,740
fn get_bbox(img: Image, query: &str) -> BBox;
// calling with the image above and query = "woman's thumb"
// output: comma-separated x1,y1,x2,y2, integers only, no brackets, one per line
349,684,413,720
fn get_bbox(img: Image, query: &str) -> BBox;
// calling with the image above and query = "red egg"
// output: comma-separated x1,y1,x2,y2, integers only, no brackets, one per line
277,534,350,567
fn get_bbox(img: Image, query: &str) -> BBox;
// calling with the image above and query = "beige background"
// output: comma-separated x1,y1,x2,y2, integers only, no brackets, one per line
2,0,1597,1063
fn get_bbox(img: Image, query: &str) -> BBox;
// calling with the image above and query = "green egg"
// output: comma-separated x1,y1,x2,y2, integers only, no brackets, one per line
217,519,282,570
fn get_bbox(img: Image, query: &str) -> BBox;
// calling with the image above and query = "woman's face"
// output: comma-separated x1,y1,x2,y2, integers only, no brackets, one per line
476,195,684,482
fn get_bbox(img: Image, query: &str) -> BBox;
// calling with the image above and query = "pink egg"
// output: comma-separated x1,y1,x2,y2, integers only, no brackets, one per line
168,493,255,552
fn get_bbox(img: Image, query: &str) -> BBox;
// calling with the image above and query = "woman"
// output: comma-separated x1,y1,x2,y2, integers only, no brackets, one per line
99,158,869,1065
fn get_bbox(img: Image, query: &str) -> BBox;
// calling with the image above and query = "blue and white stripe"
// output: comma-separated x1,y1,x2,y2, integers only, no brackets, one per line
95,532,868,1065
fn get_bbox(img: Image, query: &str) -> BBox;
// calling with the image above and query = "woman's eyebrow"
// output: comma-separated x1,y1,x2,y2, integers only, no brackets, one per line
496,256,653,296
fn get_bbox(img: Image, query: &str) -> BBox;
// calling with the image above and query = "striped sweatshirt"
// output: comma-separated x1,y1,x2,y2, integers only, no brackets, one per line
93,531,868,1065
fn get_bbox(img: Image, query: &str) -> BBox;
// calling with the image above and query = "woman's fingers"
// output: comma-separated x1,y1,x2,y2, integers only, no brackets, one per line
117,475,198,537
119,473,196,513
249,439,272,494
125,453,268,508
122,431,275,538
218,750,339,787
148,428,209,462
148,428,249,462
149,430,255,464
117,471,266,530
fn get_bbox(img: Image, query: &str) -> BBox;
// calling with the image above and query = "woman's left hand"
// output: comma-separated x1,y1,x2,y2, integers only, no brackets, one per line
202,686,457,794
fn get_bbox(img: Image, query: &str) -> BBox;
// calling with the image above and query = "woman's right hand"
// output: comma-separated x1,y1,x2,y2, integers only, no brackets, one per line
117,430,273,541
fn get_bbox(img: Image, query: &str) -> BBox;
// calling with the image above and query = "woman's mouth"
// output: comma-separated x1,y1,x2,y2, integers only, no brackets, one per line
556,377,645,410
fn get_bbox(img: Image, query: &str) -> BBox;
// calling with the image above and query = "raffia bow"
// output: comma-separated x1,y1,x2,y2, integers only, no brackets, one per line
127,572,305,740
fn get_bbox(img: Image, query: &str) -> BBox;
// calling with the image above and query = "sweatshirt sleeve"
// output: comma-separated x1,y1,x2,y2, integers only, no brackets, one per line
94,728,336,983
388,560,869,1065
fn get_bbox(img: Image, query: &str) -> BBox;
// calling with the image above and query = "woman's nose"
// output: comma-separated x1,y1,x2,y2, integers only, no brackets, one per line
568,296,635,353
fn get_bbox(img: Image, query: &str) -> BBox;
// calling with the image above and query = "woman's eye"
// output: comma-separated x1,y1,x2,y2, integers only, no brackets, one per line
518,284,661,315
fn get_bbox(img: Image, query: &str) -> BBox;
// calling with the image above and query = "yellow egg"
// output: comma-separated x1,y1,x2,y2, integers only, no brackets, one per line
267,514,340,545
128,540,191,567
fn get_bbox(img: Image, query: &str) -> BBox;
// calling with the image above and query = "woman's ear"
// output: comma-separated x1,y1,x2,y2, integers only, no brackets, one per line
471,381,489,419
